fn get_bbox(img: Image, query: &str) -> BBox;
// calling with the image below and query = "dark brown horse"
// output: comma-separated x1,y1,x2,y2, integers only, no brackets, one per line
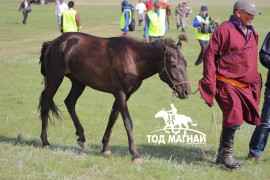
38,32,190,163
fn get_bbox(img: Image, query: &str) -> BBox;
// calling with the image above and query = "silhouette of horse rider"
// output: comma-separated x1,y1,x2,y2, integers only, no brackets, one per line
167,104,177,124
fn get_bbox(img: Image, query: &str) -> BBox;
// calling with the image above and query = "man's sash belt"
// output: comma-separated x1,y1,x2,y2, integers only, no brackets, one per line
216,74,248,88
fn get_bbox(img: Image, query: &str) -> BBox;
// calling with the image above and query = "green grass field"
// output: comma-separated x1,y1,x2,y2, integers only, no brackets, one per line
1,0,270,179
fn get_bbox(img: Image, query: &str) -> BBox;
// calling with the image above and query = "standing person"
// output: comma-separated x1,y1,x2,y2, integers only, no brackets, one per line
185,2,193,27
160,0,168,32
61,1,82,33
174,3,183,31
179,2,189,32
248,32,270,161
160,0,168,9
198,0,261,169
165,5,172,30
145,0,154,12
174,2,189,32
55,0,68,29
143,0,166,42
135,0,146,26
193,5,211,66
19,0,31,24
120,0,133,35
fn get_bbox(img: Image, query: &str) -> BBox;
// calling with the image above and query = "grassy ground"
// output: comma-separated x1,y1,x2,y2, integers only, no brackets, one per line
1,0,270,179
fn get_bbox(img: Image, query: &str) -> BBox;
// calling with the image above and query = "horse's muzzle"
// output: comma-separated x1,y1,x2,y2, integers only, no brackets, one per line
176,84,191,99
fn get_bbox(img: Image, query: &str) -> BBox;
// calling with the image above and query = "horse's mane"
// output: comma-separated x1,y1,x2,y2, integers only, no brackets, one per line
151,38,176,49
122,36,176,49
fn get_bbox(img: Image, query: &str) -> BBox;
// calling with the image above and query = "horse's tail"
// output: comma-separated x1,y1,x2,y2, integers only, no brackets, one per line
40,41,51,77
38,41,61,121
38,90,61,121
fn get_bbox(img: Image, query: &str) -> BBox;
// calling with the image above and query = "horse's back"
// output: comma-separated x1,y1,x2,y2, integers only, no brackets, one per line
45,32,113,69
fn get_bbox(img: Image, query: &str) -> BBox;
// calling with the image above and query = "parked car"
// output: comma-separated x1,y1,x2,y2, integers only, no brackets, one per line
30,0,55,4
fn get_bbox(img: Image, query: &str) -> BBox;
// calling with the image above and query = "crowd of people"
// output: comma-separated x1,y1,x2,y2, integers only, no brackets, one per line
121,0,193,39
19,0,270,170
19,0,82,32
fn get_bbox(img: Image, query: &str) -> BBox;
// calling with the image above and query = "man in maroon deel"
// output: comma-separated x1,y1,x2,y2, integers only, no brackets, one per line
198,0,261,169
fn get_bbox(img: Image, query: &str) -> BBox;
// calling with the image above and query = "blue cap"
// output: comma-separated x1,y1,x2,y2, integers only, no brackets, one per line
201,6,208,11
121,0,128,6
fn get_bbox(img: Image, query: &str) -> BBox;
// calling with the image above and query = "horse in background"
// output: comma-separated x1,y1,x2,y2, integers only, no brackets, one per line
38,32,190,164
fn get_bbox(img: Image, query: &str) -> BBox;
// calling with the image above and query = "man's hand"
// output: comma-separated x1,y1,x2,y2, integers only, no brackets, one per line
121,31,127,36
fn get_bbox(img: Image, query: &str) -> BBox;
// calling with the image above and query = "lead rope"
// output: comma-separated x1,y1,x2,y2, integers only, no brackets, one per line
172,90,176,104
211,107,219,160
191,88,199,95
188,88,218,160
171,87,218,160
200,106,218,160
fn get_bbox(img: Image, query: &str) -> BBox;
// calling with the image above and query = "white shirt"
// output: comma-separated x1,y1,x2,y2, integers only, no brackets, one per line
135,3,146,14
24,1,29,9
55,2,68,16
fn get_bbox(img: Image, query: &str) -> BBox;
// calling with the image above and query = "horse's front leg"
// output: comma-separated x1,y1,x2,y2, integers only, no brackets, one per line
101,101,120,155
115,91,142,164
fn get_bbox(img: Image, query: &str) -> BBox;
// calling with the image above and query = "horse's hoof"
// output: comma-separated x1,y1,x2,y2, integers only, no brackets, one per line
102,150,111,156
42,145,50,149
77,141,86,148
132,158,143,165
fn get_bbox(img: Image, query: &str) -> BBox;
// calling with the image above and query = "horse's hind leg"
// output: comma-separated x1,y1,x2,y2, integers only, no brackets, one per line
40,90,50,147
40,76,64,147
64,77,86,148
101,101,120,155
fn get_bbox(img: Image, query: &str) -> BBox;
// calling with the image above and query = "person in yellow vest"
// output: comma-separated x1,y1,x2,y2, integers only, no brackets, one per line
193,5,211,66
120,0,133,36
143,0,166,42
61,1,82,33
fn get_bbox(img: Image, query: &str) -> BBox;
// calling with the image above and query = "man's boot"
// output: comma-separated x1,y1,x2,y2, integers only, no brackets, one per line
216,128,242,169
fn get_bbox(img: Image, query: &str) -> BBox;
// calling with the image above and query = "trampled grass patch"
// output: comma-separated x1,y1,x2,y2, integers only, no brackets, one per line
1,0,270,179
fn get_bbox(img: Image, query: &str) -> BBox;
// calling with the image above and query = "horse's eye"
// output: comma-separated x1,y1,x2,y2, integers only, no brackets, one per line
171,57,177,62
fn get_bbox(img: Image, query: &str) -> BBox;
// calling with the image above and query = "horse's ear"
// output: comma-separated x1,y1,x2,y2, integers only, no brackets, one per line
177,34,188,49
176,40,183,49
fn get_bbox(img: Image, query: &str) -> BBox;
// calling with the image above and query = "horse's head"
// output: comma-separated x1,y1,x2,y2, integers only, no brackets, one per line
154,36,191,99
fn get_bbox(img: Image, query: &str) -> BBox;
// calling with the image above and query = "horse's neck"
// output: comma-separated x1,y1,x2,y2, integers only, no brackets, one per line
136,46,164,80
